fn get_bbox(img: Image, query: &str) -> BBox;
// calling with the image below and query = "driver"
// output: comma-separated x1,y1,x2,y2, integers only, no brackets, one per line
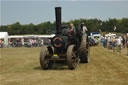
69,23,75,36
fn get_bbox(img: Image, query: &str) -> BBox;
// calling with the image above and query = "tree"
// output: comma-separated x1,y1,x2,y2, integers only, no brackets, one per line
0,18,128,35
10,22,21,35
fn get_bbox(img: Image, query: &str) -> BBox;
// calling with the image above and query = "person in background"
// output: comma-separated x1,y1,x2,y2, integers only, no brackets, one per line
107,37,111,49
21,38,24,47
126,36,128,55
29,39,32,48
95,37,99,45
2,40,5,47
31,39,34,47
126,36,128,47
8,39,11,47
41,39,44,46
0,39,3,48
102,38,106,48
122,36,126,48
105,37,108,48
112,37,116,52
116,36,122,54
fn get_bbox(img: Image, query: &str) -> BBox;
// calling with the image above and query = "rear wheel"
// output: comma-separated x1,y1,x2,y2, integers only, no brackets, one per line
67,45,79,70
80,47,90,63
40,45,53,70
80,34,90,63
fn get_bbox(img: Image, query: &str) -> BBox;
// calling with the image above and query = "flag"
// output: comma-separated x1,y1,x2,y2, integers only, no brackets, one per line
114,26,117,31
99,29,102,32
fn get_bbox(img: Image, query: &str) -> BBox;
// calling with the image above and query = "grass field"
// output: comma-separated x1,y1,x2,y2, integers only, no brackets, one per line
0,46,128,85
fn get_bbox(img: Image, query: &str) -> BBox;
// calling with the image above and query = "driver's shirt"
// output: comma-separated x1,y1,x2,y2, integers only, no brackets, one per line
82,26,88,33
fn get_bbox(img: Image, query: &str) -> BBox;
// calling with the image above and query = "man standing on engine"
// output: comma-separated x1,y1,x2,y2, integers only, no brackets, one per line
81,22,88,34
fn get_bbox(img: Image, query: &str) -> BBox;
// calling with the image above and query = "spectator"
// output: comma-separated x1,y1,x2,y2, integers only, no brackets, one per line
29,39,32,48
32,39,34,47
122,36,126,48
0,39,3,48
112,37,116,52
108,37,113,49
104,37,108,48
126,36,128,49
116,36,122,54
95,37,99,45
21,38,24,47
41,40,44,45
102,38,106,48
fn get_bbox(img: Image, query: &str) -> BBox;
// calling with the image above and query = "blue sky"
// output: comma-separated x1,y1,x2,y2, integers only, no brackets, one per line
1,0,128,25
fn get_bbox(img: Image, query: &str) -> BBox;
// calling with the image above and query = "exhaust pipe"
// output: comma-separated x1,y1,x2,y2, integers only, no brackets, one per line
55,7,61,34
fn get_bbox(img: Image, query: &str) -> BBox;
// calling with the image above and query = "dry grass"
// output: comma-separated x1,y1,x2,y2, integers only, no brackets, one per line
0,46,128,85
121,47,128,58
106,46,128,58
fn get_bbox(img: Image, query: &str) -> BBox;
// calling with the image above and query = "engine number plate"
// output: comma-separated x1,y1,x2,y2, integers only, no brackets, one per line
53,54,58,56
52,54,59,58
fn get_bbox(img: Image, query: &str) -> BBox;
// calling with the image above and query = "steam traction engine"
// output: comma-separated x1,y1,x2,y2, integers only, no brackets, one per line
40,7,90,70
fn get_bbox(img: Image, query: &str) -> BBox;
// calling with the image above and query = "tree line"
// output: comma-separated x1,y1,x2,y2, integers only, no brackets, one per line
0,18,128,35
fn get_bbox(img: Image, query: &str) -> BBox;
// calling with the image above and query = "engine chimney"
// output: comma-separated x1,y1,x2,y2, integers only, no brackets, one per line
55,7,61,34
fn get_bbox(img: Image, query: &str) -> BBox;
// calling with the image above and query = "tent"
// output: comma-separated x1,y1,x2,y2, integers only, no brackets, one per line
9,35,24,38
0,32,9,46
105,33,116,37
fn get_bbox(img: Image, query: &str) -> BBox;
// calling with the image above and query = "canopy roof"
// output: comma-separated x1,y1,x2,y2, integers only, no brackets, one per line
9,34,55,39
0,32,8,39
105,33,116,37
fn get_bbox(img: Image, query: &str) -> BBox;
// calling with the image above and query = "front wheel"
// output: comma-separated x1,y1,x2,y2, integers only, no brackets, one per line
40,45,53,70
67,45,79,70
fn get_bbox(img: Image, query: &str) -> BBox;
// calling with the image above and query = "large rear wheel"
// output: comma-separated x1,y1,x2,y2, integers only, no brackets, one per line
40,45,53,70
67,45,79,70
80,47,90,63
80,34,90,63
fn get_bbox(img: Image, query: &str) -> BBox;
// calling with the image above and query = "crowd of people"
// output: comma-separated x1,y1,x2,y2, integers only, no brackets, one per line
87,33,128,55
0,38,48,48
101,35,128,54
8,38,45,48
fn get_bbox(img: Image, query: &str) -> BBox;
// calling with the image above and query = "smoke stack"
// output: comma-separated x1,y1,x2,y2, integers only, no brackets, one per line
55,7,61,34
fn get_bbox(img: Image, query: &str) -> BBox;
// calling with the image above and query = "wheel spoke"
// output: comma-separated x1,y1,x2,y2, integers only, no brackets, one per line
67,45,79,69
71,52,79,67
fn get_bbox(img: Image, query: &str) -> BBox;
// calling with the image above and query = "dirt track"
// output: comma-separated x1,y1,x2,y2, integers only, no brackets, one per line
0,46,128,85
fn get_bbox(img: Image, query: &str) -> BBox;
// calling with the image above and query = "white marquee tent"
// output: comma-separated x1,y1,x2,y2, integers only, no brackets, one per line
0,32,9,46
105,33,116,37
